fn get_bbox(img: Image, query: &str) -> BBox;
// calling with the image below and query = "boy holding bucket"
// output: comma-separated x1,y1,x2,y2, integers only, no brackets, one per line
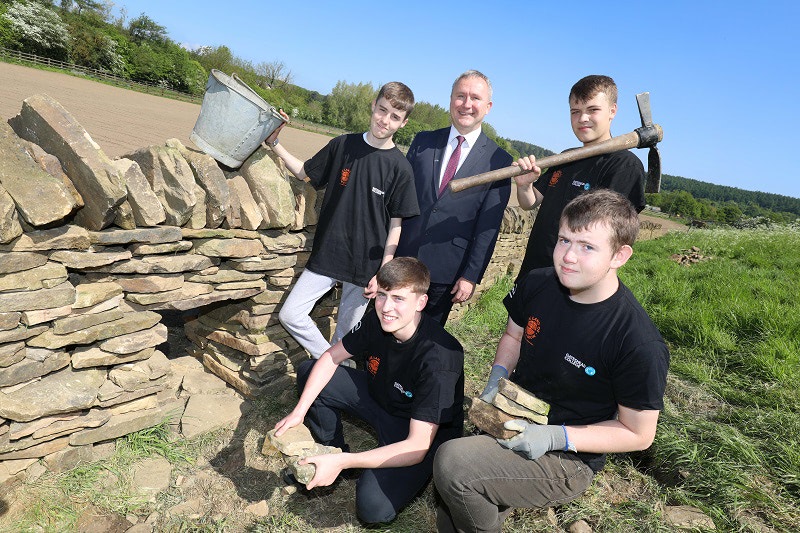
264,82,419,362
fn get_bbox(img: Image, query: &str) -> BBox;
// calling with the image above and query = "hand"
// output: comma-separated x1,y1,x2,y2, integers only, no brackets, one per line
512,156,541,187
264,109,291,145
302,452,348,489
364,275,378,299
497,421,566,461
450,277,476,304
273,409,305,437
479,365,508,403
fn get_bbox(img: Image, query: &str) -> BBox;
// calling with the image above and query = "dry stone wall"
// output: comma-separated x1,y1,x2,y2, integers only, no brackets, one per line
0,93,532,488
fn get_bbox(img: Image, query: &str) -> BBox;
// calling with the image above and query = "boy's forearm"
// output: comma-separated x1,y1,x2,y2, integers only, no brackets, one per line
380,218,403,265
516,183,542,210
270,142,307,180
337,420,436,470
565,407,660,454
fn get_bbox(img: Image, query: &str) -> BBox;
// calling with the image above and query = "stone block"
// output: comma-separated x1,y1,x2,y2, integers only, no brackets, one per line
497,378,550,415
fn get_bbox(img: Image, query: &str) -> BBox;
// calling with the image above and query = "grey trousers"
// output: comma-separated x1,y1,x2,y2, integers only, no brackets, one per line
279,269,369,358
433,435,594,533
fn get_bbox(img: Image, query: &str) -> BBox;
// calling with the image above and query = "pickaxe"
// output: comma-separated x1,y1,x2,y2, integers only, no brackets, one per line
449,92,663,194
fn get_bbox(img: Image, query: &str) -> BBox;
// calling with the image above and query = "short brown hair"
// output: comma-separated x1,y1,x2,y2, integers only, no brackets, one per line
376,257,430,295
560,189,639,251
569,75,618,105
376,82,415,119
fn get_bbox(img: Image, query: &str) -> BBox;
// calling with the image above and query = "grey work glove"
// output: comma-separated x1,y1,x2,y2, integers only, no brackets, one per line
479,365,508,403
497,420,568,461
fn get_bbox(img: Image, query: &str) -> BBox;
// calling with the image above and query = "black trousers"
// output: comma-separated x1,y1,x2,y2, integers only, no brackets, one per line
297,359,438,524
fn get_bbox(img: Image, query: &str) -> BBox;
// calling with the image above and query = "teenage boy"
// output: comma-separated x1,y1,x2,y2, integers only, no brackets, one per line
264,82,420,360
433,189,670,533
274,257,464,525
396,70,513,325
514,75,646,278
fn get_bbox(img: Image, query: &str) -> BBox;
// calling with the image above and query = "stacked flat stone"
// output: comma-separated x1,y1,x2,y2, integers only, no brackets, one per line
468,378,551,439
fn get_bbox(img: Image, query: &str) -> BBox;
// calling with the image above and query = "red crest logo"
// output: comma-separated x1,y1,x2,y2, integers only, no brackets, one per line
549,170,562,187
367,355,380,376
340,168,351,187
525,316,541,344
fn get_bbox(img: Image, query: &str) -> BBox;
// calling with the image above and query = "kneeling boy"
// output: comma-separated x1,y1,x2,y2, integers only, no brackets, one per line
274,257,464,525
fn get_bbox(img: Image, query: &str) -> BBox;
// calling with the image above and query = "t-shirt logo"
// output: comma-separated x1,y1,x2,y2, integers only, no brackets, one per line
524,316,541,344
549,170,563,187
366,355,380,376
340,168,351,187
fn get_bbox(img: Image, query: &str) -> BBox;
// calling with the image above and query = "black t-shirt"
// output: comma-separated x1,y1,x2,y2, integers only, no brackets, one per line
504,268,669,472
303,134,419,286
519,150,645,276
342,311,465,443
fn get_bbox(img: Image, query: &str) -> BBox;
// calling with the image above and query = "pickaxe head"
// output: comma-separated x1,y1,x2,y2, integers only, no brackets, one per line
635,92,663,193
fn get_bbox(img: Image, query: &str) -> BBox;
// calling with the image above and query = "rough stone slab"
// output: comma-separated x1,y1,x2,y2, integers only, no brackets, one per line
180,369,229,395
492,394,549,424
172,140,230,228
96,380,166,408
88,226,183,246
129,240,193,256
108,394,159,416
467,398,517,440
109,366,150,391
126,282,213,305
288,444,342,485
497,378,551,415
198,352,263,399
111,273,185,293
0,324,47,344
100,323,168,354
0,367,106,422
0,262,67,292
228,174,264,230
240,147,295,229
0,121,77,226
71,293,124,315
9,94,126,230
69,407,165,446
186,267,264,284
124,145,196,226
113,200,136,229
143,286,263,312
0,185,22,243
20,304,73,326
86,254,217,274
112,158,166,227
664,505,717,530
250,288,289,305
0,312,21,331
215,280,267,291
52,308,125,335
292,181,318,230
25,141,84,207
0,435,70,460
132,455,172,501
228,254,297,272
27,310,161,349
0,348,69,388
260,232,310,253
185,183,207,229
181,227,260,240
0,342,25,367
0,251,47,274
190,237,265,258
10,409,109,441
73,281,124,308
43,443,95,473
191,320,283,356
72,346,155,369
0,280,75,313
265,424,315,456
180,394,246,439
49,248,132,269
0,225,91,252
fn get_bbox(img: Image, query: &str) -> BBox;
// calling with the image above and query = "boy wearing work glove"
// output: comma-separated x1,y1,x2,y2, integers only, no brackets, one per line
434,189,670,533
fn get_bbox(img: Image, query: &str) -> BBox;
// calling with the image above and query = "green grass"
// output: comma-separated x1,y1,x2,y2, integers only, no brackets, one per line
6,225,800,532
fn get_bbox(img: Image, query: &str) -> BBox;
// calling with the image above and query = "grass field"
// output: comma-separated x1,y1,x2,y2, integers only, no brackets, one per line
5,224,799,532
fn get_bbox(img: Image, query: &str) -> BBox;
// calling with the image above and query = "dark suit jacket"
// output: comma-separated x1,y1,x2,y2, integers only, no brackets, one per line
397,128,513,285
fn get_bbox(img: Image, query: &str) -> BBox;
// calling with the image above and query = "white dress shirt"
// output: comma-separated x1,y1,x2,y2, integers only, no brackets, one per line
438,126,482,189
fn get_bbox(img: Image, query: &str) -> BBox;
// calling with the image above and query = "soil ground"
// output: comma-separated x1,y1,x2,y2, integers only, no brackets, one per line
0,62,686,531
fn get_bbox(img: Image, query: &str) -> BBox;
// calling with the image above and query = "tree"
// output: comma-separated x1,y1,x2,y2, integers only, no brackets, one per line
255,60,293,90
1,0,70,60
127,13,166,43
324,80,375,132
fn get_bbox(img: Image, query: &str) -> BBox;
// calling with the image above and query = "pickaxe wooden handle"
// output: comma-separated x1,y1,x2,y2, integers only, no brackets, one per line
449,123,663,193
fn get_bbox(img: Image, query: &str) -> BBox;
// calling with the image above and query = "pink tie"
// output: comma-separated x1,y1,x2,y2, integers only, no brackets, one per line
439,135,465,196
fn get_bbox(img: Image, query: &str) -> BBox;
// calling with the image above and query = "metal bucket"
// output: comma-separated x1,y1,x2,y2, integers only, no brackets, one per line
190,70,286,168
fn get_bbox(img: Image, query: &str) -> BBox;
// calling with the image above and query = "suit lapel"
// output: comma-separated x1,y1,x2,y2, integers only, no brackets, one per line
454,132,487,181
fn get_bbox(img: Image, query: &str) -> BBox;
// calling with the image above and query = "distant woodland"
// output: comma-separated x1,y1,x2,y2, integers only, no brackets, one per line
1,0,797,223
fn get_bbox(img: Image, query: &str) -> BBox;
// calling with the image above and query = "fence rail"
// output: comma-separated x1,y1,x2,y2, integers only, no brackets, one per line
0,47,202,104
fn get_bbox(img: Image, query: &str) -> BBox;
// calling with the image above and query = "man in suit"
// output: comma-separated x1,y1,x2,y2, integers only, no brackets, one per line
397,70,513,324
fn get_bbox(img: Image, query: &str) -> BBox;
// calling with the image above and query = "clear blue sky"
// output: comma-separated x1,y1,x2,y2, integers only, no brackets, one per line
116,1,798,199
